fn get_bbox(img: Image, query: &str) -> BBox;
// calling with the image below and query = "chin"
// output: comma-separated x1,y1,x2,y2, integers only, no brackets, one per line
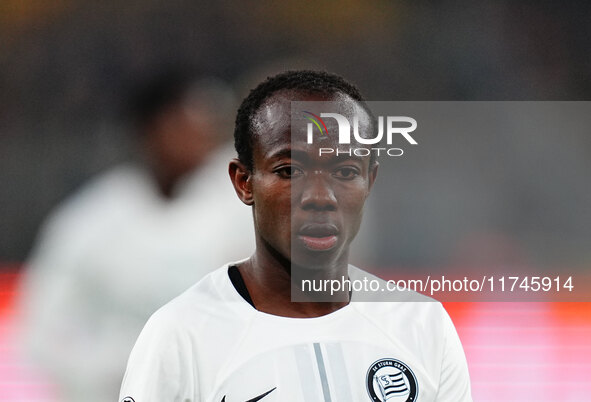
289,245,346,273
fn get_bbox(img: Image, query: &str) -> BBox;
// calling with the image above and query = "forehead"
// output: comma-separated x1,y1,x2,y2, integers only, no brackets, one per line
251,90,371,160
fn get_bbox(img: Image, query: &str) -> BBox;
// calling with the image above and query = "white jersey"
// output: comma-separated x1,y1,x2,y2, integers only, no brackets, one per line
120,264,472,402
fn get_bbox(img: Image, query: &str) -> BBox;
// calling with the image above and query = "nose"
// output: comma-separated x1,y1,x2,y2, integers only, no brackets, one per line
299,171,337,211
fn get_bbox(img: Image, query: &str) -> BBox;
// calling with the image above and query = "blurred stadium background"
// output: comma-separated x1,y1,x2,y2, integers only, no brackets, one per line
1,1,590,401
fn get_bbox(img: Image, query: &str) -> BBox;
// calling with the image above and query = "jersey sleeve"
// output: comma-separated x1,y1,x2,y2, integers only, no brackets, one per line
119,310,195,402
434,305,473,402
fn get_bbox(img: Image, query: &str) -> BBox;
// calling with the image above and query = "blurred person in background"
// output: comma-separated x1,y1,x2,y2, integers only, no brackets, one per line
17,70,254,402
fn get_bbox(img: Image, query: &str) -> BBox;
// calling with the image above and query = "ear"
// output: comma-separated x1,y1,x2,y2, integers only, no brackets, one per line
229,158,254,205
367,161,379,194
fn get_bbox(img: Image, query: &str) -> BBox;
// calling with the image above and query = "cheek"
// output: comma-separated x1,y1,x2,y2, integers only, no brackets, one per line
252,177,292,232
338,184,369,225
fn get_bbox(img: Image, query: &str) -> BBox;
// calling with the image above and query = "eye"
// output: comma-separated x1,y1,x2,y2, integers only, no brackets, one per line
274,165,304,179
333,166,360,180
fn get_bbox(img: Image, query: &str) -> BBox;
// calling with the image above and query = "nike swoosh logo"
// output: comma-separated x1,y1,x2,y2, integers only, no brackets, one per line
220,386,276,402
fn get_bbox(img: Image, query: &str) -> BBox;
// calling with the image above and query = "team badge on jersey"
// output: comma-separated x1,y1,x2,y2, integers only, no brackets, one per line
366,358,418,401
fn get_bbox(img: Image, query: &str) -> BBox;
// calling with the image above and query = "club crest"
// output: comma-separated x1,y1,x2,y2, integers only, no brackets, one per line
366,358,418,401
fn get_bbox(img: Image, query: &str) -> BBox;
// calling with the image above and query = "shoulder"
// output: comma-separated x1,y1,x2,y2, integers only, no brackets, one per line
346,267,467,380
347,265,452,333
40,164,151,231
348,265,437,303
65,164,149,204
26,165,153,264
142,263,247,333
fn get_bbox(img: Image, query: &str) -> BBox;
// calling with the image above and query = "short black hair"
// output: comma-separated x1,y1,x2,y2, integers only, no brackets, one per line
129,69,197,132
234,70,367,170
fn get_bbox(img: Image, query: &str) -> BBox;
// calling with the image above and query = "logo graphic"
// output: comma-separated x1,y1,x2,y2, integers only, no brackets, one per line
304,112,417,145
303,111,329,140
220,386,277,402
121,398,135,402
366,359,418,402
302,110,417,157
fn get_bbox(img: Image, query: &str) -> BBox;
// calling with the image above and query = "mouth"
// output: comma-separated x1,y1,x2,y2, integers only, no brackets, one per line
297,223,339,251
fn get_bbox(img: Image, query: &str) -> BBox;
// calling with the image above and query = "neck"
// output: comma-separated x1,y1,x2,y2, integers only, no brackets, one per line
238,242,350,318
155,173,176,198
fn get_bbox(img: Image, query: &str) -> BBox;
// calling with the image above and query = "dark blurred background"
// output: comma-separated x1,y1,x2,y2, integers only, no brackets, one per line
1,0,590,263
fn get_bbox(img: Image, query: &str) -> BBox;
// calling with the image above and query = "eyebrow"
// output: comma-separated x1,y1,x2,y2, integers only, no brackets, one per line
268,147,368,164
268,148,312,162
268,148,292,160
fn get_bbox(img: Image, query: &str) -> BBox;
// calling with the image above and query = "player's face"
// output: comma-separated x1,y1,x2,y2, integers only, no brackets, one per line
248,91,377,270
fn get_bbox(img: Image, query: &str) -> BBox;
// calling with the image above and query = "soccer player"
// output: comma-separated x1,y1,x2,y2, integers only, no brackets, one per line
119,70,472,402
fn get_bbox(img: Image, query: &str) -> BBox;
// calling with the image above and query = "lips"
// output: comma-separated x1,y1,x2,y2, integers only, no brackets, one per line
297,223,339,251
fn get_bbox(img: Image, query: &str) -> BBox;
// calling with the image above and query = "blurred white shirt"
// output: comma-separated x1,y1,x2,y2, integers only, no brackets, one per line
18,144,254,402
